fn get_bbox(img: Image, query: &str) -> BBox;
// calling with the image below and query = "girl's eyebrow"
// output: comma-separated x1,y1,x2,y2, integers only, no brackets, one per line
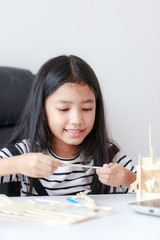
56,99,95,104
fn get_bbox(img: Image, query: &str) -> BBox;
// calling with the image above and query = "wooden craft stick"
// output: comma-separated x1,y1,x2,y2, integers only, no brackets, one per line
149,124,154,163
64,163,102,169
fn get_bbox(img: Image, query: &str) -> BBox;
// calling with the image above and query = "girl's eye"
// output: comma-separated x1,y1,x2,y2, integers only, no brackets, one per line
82,108,92,111
58,109,69,112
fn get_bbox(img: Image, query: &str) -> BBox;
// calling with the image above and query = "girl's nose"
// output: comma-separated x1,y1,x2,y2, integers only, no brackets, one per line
69,110,83,126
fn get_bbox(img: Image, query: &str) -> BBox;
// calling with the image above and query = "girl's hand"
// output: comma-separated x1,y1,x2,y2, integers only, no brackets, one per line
96,163,136,188
17,152,64,178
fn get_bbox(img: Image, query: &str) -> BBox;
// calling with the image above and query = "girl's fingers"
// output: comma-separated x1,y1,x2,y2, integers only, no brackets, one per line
23,153,64,178
40,155,64,167
98,174,118,181
37,163,57,172
104,163,115,168
98,175,119,186
96,164,118,175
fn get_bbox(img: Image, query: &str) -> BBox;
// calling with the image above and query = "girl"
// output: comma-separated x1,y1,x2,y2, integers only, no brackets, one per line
0,55,136,196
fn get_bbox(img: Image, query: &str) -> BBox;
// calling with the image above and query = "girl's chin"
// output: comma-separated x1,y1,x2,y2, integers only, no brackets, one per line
65,138,84,146
67,141,83,146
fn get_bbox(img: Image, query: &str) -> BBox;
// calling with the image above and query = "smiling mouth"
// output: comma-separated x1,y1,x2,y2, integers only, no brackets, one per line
65,129,82,133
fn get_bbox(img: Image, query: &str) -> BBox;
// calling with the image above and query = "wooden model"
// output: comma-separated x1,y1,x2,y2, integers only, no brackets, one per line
0,190,112,225
130,125,160,201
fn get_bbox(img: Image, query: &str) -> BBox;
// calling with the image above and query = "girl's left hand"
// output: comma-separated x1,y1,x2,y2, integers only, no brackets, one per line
96,163,128,187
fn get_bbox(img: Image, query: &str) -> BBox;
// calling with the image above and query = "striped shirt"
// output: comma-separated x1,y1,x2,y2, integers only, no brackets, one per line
0,140,136,196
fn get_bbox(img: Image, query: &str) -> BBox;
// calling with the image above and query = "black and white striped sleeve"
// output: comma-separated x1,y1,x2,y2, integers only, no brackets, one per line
112,151,136,173
110,151,137,193
0,140,29,183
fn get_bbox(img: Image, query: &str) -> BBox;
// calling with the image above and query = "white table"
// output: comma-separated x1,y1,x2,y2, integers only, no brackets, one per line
0,193,159,240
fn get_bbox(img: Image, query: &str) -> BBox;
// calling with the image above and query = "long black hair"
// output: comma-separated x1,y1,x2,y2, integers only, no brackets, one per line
10,55,119,194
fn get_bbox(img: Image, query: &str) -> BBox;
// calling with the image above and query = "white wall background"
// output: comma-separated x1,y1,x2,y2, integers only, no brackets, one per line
0,0,160,164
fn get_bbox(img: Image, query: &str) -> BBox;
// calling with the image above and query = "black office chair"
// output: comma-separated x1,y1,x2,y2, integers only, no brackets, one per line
0,66,34,196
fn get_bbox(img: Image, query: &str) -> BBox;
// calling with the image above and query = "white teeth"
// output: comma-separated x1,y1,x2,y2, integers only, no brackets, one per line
67,130,80,133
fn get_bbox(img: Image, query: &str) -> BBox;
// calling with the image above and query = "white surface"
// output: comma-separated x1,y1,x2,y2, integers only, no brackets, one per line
0,193,160,240
0,0,160,163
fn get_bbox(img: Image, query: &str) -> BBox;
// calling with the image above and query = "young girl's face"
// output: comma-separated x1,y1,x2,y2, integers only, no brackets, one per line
45,82,96,155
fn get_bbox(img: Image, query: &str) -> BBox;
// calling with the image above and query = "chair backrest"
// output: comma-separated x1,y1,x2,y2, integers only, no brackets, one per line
0,66,35,148
0,66,35,196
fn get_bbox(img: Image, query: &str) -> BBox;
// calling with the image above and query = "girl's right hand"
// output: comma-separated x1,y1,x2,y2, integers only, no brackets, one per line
17,152,64,178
